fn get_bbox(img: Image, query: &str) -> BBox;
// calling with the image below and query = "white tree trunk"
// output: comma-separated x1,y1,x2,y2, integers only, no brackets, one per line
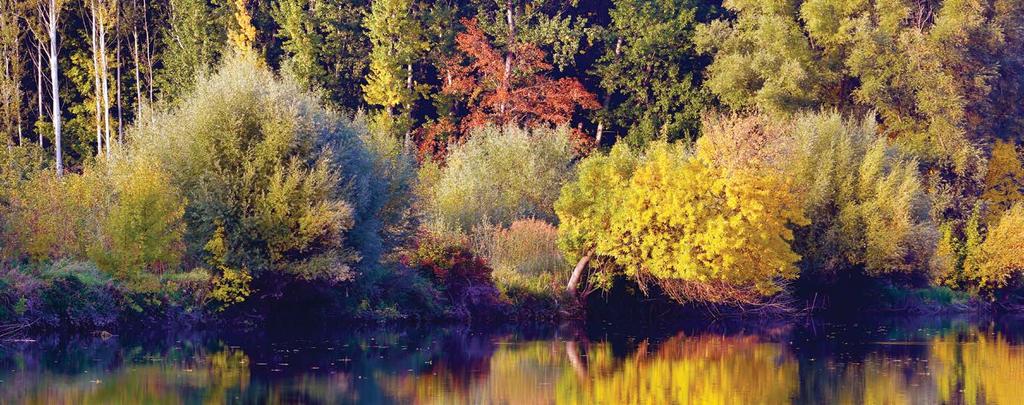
36,42,43,147
47,0,62,177
90,4,103,156
98,5,111,157
132,26,141,120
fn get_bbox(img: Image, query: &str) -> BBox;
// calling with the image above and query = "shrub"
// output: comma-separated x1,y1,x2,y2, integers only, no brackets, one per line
406,231,504,322
964,203,1024,296
557,140,807,303
785,112,936,279
473,219,567,297
423,125,575,233
1,166,109,262
30,261,119,330
131,54,362,285
89,157,186,288
556,143,639,265
1,156,186,292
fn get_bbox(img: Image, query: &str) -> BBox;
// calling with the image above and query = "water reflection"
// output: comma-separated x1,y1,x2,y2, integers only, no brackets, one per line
1,317,1022,404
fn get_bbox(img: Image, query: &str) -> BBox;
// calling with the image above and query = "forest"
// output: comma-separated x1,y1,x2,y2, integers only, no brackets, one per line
0,0,1023,332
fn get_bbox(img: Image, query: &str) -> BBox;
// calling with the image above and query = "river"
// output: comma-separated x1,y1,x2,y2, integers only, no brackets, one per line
1,316,1022,404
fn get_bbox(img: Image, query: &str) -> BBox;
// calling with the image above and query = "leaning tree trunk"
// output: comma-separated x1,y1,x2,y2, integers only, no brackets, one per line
566,249,594,298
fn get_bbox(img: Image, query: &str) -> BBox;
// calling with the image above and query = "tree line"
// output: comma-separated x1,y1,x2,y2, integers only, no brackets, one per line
1,0,1023,328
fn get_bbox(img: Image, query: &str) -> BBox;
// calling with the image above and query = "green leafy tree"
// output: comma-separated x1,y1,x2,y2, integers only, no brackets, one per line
157,0,228,102
697,0,1022,171
272,0,371,111
362,0,427,140
593,0,718,147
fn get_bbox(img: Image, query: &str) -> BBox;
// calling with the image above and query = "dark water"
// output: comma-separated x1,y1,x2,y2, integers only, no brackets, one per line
1,316,1023,404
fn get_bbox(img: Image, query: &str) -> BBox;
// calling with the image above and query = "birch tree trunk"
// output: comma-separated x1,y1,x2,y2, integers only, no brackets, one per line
36,42,43,147
90,3,103,156
132,13,141,120
43,0,63,177
98,2,112,157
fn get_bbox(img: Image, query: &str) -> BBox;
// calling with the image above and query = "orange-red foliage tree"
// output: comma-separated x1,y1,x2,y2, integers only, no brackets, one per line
441,17,599,134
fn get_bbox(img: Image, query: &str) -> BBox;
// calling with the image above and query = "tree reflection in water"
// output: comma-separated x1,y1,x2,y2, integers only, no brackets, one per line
1,317,1022,404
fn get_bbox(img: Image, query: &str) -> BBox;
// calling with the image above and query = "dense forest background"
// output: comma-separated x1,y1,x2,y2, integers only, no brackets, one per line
1,0,1023,330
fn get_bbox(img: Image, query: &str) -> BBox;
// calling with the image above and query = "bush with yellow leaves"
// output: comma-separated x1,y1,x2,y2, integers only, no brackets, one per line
557,140,807,304
963,203,1024,296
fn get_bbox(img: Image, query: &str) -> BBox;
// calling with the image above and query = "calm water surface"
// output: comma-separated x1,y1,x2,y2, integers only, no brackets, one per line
1,316,1023,404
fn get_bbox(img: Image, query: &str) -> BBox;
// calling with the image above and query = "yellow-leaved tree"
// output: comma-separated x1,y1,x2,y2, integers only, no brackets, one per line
557,140,807,304
963,203,1024,296
610,142,807,301
981,140,1024,224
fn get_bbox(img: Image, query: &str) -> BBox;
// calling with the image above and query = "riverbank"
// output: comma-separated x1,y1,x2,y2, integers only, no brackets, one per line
2,262,1015,340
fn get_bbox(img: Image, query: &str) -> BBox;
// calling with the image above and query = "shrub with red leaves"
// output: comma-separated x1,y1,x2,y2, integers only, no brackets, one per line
405,232,506,322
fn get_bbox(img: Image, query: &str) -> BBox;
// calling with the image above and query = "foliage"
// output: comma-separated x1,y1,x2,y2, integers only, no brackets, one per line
696,0,1023,171
210,267,253,311
423,125,575,233
227,0,258,52
557,140,807,303
157,0,229,102
785,111,936,279
556,143,639,264
362,0,427,138
963,203,1024,296
593,0,717,147
90,157,186,288
32,261,119,330
133,55,358,285
473,219,566,296
405,230,504,322
272,0,371,112
442,18,598,133
617,141,806,297
1,157,185,291
981,140,1024,223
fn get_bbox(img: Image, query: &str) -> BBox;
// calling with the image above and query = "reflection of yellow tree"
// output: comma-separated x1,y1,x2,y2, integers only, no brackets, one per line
823,354,938,405
802,326,1024,405
382,334,798,405
557,335,798,405
931,330,1024,405
382,340,568,404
